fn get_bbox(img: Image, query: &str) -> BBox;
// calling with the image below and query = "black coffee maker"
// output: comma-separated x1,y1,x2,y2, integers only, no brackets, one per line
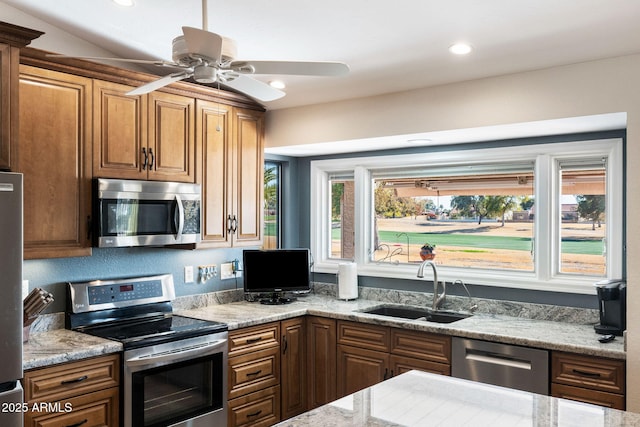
594,279,626,336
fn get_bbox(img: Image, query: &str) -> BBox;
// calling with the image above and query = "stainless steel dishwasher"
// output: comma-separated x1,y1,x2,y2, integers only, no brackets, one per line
452,337,549,394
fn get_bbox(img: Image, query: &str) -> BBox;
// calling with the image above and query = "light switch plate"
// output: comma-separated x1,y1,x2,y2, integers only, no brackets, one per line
22,280,29,300
184,266,194,283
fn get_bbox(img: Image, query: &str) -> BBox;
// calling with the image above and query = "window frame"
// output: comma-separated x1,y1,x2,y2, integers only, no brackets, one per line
264,160,282,249
310,138,623,294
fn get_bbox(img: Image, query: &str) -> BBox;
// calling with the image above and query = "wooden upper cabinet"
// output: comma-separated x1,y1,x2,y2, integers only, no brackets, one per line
0,43,18,171
196,101,264,248
0,23,43,171
148,91,195,182
196,99,232,246
93,80,195,183
232,107,264,246
18,65,93,259
93,79,147,179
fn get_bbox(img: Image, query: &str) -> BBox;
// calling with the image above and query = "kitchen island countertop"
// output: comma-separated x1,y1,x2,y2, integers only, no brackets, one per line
273,370,640,426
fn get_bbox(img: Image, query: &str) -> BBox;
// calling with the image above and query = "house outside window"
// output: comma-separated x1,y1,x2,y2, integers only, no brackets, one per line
264,161,281,249
309,138,623,293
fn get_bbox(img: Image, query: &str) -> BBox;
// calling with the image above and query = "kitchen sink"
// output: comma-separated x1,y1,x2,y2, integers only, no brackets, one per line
360,305,471,323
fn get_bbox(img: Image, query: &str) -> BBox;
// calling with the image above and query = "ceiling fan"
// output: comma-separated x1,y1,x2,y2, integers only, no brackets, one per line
48,0,349,102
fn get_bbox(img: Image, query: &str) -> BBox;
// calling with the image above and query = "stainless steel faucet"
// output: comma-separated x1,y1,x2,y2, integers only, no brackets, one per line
417,260,446,310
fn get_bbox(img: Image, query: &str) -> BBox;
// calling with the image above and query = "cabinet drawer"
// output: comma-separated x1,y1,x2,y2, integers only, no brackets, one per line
24,387,119,427
229,323,280,357
228,346,280,399
228,385,280,427
391,328,451,364
551,352,625,394
337,321,390,352
23,354,120,403
390,354,450,377
551,383,625,410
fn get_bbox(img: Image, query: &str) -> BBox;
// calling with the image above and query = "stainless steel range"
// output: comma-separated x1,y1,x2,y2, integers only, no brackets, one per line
66,274,228,427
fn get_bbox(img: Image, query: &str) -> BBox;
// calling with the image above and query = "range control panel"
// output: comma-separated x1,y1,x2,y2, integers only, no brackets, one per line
88,280,164,305
68,274,175,313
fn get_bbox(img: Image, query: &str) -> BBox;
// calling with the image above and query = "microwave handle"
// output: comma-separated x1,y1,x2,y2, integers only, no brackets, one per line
174,194,184,240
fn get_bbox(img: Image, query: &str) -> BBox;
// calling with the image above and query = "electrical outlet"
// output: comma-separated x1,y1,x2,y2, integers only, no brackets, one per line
220,263,234,280
184,266,194,283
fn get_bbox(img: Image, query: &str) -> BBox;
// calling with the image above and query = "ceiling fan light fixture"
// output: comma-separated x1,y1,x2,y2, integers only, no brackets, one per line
269,80,286,89
194,66,218,83
449,42,473,55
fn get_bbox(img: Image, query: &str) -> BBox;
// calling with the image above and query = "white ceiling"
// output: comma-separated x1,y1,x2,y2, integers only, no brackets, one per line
1,0,636,157
3,0,640,112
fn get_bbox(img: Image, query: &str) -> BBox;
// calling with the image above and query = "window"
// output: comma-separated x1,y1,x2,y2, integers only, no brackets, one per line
310,138,623,293
264,161,281,249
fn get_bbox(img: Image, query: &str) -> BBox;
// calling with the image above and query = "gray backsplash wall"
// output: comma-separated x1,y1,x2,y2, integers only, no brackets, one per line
23,246,252,314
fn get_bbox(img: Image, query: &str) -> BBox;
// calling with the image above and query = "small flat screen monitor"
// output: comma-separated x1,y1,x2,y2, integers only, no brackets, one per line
243,249,311,304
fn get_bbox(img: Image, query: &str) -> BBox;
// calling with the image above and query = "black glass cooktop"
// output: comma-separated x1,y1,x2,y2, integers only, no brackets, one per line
79,314,228,349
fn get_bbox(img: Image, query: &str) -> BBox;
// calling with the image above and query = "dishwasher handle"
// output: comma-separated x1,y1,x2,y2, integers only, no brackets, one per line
465,349,532,370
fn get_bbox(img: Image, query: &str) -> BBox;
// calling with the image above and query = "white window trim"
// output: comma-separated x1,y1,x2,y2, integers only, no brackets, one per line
310,138,623,294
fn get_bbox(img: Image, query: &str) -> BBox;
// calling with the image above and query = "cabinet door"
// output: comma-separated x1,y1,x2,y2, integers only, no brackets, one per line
0,43,19,170
148,91,195,182
337,344,389,398
306,317,336,409
196,99,232,247
93,79,147,179
281,318,307,419
18,65,92,259
231,107,263,246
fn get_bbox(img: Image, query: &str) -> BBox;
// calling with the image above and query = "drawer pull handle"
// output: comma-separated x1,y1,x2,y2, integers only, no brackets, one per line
61,375,88,385
66,419,88,427
572,368,601,378
247,370,262,377
247,410,262,418
246,337,262,344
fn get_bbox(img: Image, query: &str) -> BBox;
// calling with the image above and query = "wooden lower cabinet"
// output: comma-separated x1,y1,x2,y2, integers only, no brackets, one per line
281,317,307,419
305,316,337,410
337,344,389,397
228,385,280,427
336,321,451,399
551,351,625,410
23,354,120,427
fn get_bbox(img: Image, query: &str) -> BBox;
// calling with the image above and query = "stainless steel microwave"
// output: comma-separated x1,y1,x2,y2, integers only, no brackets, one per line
93,178,201,248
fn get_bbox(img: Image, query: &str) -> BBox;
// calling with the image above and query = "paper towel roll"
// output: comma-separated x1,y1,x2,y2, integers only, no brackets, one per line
338,262,358,300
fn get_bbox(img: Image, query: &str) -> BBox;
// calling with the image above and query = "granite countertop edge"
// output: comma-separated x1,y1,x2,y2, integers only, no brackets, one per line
23,294,624,370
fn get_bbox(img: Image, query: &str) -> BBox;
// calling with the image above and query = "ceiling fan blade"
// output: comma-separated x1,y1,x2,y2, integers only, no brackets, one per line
230,60,349,76
126,72,191,96
45,54,180,68
182,26,223,62
221,74,285,102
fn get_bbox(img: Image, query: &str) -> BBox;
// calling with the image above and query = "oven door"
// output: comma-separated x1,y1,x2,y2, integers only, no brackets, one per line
124,332,228,427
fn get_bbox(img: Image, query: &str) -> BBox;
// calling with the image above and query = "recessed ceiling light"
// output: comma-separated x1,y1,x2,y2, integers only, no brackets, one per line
449,43,472,55
113,0,135,6
407,138,433,144
269,80,286,89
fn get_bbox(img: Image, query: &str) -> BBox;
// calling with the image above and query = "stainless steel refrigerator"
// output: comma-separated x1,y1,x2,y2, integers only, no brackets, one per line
0,172,24,427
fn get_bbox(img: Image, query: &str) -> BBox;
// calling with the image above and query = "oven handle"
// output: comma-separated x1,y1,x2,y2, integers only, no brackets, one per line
125,339,227,367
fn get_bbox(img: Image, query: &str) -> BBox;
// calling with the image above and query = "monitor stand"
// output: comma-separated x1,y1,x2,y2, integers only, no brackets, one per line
260,292,296,305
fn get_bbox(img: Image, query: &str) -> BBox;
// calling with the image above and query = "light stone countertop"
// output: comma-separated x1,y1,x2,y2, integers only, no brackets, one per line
23,328,122,370
22,288,624,371
176,293,625,360
274,370,640,427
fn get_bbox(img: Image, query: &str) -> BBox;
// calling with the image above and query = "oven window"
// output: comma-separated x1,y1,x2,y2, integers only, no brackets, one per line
132,353,223,427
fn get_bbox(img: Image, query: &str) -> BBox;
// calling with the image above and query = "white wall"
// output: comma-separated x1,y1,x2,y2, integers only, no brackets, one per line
266,53,640,411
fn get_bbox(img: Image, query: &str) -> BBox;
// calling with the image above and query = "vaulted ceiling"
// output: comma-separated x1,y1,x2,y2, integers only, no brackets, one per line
3,0,640,110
